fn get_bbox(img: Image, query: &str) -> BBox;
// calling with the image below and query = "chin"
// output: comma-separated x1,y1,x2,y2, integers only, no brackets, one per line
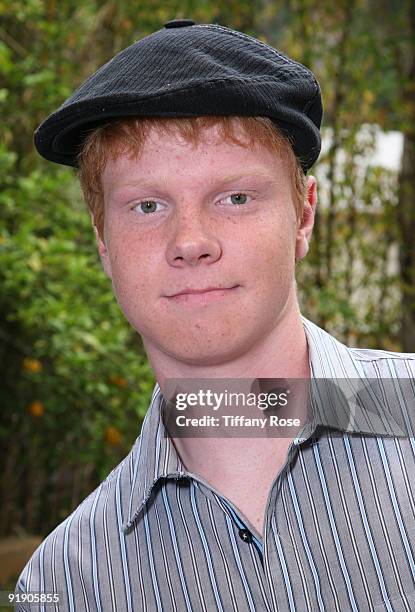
186,345,238,365
165,347,242,367
156,329,260,367
138,310,279,367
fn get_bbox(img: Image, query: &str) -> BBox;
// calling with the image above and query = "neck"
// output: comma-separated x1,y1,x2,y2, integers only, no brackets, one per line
144,303,310,473
145,304,310,393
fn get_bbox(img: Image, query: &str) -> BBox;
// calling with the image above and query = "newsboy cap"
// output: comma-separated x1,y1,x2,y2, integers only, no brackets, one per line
34,20,323,172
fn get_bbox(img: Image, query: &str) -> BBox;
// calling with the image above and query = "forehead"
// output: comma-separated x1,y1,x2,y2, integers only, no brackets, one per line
101,122,288,189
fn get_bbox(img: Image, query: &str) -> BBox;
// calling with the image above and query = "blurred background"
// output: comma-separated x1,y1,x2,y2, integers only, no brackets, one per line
1,0,414,592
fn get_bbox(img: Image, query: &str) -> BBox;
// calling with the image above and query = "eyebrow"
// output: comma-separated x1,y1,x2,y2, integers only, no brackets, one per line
213,171,279,184
110,171,280,194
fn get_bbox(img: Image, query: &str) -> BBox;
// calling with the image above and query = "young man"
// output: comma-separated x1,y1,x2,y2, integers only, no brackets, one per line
16,19,415,612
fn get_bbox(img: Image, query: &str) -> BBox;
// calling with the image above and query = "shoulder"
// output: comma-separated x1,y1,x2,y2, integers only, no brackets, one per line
349,346,415,362
346,347,415,436
301,314,415,378
15,444,135,607
348,345,415,377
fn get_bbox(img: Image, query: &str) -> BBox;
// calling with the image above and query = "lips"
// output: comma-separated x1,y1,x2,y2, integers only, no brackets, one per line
168,286,237,298
165,285,240,305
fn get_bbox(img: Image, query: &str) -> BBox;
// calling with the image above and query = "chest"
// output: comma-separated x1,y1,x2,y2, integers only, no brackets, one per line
193,439,295,539
77,434,415,611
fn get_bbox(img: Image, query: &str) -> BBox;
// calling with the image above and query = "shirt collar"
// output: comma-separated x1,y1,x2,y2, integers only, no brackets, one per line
121,315,407,532
121,384,186,532
299,315,407,441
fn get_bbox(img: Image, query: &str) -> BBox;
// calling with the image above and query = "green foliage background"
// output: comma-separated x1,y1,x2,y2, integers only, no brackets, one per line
1,0,414,540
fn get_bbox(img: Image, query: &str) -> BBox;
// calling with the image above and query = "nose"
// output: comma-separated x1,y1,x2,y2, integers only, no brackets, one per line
165,208,222,268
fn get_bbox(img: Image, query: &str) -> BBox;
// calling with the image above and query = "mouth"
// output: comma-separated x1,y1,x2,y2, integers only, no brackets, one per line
165,285,240,306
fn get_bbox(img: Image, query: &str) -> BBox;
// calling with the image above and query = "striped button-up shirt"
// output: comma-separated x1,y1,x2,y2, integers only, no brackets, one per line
16,316,415,611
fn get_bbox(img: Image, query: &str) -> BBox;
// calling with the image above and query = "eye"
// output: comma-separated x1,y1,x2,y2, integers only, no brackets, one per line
220,193,251,206
133,200,163,214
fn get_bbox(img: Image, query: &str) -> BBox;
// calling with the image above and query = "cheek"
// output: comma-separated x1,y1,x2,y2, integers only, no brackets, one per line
106,241,154,312
238,221,296,282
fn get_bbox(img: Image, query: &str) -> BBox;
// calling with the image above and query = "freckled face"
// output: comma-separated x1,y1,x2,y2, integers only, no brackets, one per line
98,125,300,366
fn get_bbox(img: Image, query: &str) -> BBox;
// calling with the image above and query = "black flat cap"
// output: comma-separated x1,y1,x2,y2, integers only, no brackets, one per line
34,21,323,172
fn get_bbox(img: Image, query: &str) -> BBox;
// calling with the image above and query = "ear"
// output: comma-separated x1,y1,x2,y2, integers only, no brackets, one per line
295,175,317,261
91,214,112,279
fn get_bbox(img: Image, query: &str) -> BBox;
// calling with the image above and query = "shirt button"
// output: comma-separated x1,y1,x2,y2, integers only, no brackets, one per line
238,529,253,543
164,19,196,28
